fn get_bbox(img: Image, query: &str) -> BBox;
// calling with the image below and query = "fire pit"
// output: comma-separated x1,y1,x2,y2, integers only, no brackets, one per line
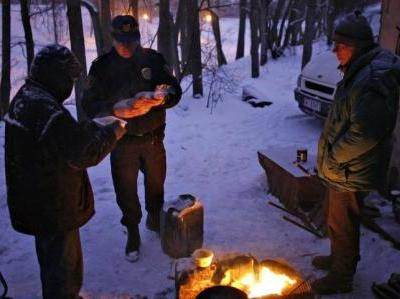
175,253,314,299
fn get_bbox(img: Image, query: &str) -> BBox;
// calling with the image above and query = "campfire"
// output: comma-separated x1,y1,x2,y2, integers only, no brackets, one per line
230,265,297,298
175,251,314,299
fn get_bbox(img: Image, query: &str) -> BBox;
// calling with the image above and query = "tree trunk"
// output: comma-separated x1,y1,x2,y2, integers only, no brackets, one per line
20,0,35,72
51,0,59,43
250,0,260,78
129,0,139,20
270,0,286,48
179,0,191,76
259,0,270,65
81,0,104,56
67,0,87,120
277,0,294,48
326,0,338,46
301,0,317,69
235,0,247,60
158,0,173,63
172,0,184,80
100,0,112,53
170,13,181,81
207,9,227,66
186,0,203,97
1,0,11,118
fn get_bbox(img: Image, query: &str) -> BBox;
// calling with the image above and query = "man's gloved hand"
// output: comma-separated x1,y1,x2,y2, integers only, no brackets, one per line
153,84,174,105
110,120,127,140
94,116,127,140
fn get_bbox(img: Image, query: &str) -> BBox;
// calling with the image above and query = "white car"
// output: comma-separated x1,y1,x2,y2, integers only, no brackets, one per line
294,51,342,118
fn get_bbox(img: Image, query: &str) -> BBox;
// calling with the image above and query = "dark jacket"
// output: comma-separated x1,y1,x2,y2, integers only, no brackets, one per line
317,46,400,192
82,47,182,136
5,81,117,235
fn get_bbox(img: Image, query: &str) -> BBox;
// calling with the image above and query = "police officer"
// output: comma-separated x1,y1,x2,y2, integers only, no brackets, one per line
82,15,182,262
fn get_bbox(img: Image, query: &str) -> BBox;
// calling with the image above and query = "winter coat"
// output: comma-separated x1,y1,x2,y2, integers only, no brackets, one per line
5,80,117,235
317,46,400,192
82,47,182,136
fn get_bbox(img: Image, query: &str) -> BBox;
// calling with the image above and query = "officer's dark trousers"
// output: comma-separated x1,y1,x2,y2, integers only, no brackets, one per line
327,188,366,276
35,229,82,299
111,134,166,228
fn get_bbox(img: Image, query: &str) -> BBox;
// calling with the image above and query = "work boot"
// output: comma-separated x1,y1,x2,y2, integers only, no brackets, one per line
146,213,160,233
125,225,140,263
312,255,333,271
311,272,353,295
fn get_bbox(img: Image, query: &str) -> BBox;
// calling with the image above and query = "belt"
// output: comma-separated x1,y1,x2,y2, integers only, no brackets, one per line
125,125,165,139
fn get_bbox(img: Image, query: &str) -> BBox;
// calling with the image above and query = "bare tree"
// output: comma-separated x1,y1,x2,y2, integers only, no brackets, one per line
326,0,338,46
186,0,203,97
259,0,271,65
67,0,87,120
81,0,104,56
236,0,247,60
20,0,35,72
250,0,260,78
270,0,286,48
302,0,317,68
1,0,11,118
100,0,112,53
158,0,173,63
205,7,227,66
129,0,139,20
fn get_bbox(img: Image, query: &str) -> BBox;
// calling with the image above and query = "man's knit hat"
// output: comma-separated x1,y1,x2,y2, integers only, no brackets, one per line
332,10,374,47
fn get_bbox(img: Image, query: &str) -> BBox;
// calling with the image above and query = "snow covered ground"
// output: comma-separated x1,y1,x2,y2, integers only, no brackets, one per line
1,3,400,299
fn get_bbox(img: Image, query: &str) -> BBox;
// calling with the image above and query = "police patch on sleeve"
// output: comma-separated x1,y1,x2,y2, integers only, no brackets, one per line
141,67,152,80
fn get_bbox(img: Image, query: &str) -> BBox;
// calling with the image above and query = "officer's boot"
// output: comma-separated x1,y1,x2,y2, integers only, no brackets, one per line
311,255,333,271
311,272,353,295
312,255,356,295
125,225,141,262
146,213,160,233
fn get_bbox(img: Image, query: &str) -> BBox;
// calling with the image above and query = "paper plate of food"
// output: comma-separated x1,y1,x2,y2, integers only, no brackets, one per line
113,90,167,119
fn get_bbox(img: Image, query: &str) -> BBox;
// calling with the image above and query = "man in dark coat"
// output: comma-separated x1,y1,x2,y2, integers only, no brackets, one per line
82,15,182,262
313,11,400,294
5,45,126,299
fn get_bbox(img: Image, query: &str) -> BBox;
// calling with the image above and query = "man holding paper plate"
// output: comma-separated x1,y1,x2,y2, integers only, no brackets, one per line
82,15,182,262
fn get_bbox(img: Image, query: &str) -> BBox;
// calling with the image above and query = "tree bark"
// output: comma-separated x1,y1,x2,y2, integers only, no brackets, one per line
270,0,286,48
250,0,260,78
207,8,227,66
51,0,59,43
1,0,11,118
259,0,270,65
20,0,35,72
158,0,173,63
100,0,112,53
301,0,317,69
81,0,104,56
186,0,203,97
326,0,338,46
67,0,88,120
277,0,294,48
179,0,191,76
129,0,139,20
235,0,247,60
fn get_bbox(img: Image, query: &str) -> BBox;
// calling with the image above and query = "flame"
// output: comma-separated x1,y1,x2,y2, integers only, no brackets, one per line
233,266,297,298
